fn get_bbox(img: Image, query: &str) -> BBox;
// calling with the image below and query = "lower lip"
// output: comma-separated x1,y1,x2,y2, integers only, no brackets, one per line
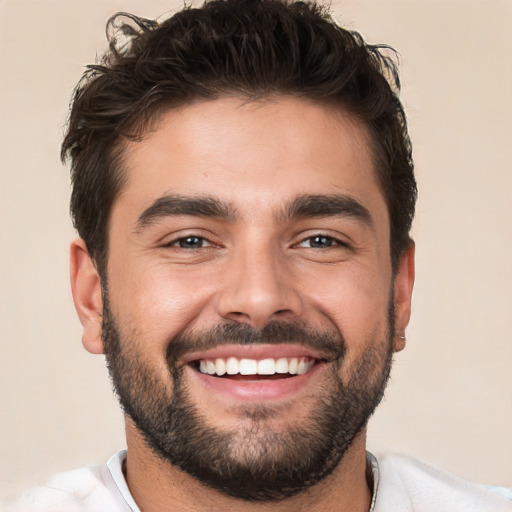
184,363,326,402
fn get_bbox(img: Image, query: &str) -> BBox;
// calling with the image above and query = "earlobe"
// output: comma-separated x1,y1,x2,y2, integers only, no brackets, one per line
70,239,104,355
393,241,415,352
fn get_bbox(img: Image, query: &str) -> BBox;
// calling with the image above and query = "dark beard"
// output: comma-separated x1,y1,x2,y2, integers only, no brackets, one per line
102,291,394,502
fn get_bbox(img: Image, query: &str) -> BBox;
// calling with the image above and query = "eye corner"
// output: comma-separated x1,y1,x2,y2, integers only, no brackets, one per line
295,234,345,250
158,232,209,249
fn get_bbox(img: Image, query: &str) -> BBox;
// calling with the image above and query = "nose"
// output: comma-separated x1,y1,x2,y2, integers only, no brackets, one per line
216,243,303,328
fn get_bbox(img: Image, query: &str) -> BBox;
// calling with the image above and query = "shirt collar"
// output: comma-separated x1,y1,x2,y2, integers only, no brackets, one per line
366,451,380,512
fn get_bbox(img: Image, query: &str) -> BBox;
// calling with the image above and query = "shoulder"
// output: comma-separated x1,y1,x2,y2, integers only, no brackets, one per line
4,456,131,512
373,452,512,512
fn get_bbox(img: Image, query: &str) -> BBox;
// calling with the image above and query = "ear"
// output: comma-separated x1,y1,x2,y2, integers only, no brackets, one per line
392,241,415,352
70,238,104,354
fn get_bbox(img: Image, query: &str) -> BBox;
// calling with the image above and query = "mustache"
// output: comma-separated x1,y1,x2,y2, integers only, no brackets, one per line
166,321,346,365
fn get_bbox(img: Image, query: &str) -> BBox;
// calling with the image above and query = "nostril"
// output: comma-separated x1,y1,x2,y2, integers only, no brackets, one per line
230,311,248,318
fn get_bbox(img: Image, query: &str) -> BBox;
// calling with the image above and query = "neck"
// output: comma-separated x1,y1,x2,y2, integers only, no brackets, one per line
124,421,372,512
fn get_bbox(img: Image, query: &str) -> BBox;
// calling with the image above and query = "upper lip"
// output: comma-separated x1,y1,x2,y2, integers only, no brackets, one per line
180,344,329,367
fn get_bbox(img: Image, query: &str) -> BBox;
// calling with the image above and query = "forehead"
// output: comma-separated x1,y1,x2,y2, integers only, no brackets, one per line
114,96,387,226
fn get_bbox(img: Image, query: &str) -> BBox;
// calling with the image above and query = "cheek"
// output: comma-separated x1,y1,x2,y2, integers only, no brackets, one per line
300,264,392,345
108,259,220,343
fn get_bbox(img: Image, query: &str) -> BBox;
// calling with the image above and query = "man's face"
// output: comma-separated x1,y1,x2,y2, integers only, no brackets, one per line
78,97,413,500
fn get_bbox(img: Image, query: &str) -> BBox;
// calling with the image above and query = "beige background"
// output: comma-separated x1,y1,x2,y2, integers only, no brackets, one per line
1,0,511,502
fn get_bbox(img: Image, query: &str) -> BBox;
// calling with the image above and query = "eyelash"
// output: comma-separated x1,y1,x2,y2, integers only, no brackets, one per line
164,233,346,250
296,234,344,249
164,235,215,249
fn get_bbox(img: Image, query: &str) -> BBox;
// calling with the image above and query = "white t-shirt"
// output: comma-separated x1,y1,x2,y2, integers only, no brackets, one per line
5,450,512,511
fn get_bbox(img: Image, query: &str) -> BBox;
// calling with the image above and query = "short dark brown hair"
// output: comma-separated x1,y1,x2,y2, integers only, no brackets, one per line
62,0,416,275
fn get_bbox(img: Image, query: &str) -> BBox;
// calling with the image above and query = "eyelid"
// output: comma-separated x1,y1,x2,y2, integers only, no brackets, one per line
172,237,211,248
294,232,350,248
161,232,219,248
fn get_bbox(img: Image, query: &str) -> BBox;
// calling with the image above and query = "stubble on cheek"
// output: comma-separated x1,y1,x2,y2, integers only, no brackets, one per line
101,283,396,502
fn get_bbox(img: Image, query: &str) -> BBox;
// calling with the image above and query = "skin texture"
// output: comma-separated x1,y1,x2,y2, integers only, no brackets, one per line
70,97,415,512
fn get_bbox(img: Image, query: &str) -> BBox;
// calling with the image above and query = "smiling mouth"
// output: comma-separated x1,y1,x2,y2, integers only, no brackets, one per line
190,356,318,380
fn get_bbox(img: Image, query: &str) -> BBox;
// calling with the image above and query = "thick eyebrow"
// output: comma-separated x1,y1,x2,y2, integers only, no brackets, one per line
135,193,373,231
136,195,237,229
281,194,374,228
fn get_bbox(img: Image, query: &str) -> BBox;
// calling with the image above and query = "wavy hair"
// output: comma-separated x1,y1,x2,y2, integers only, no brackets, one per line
62,0,416,274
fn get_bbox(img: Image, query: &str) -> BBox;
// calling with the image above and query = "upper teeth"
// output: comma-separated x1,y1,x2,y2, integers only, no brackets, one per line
198,357,314,377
